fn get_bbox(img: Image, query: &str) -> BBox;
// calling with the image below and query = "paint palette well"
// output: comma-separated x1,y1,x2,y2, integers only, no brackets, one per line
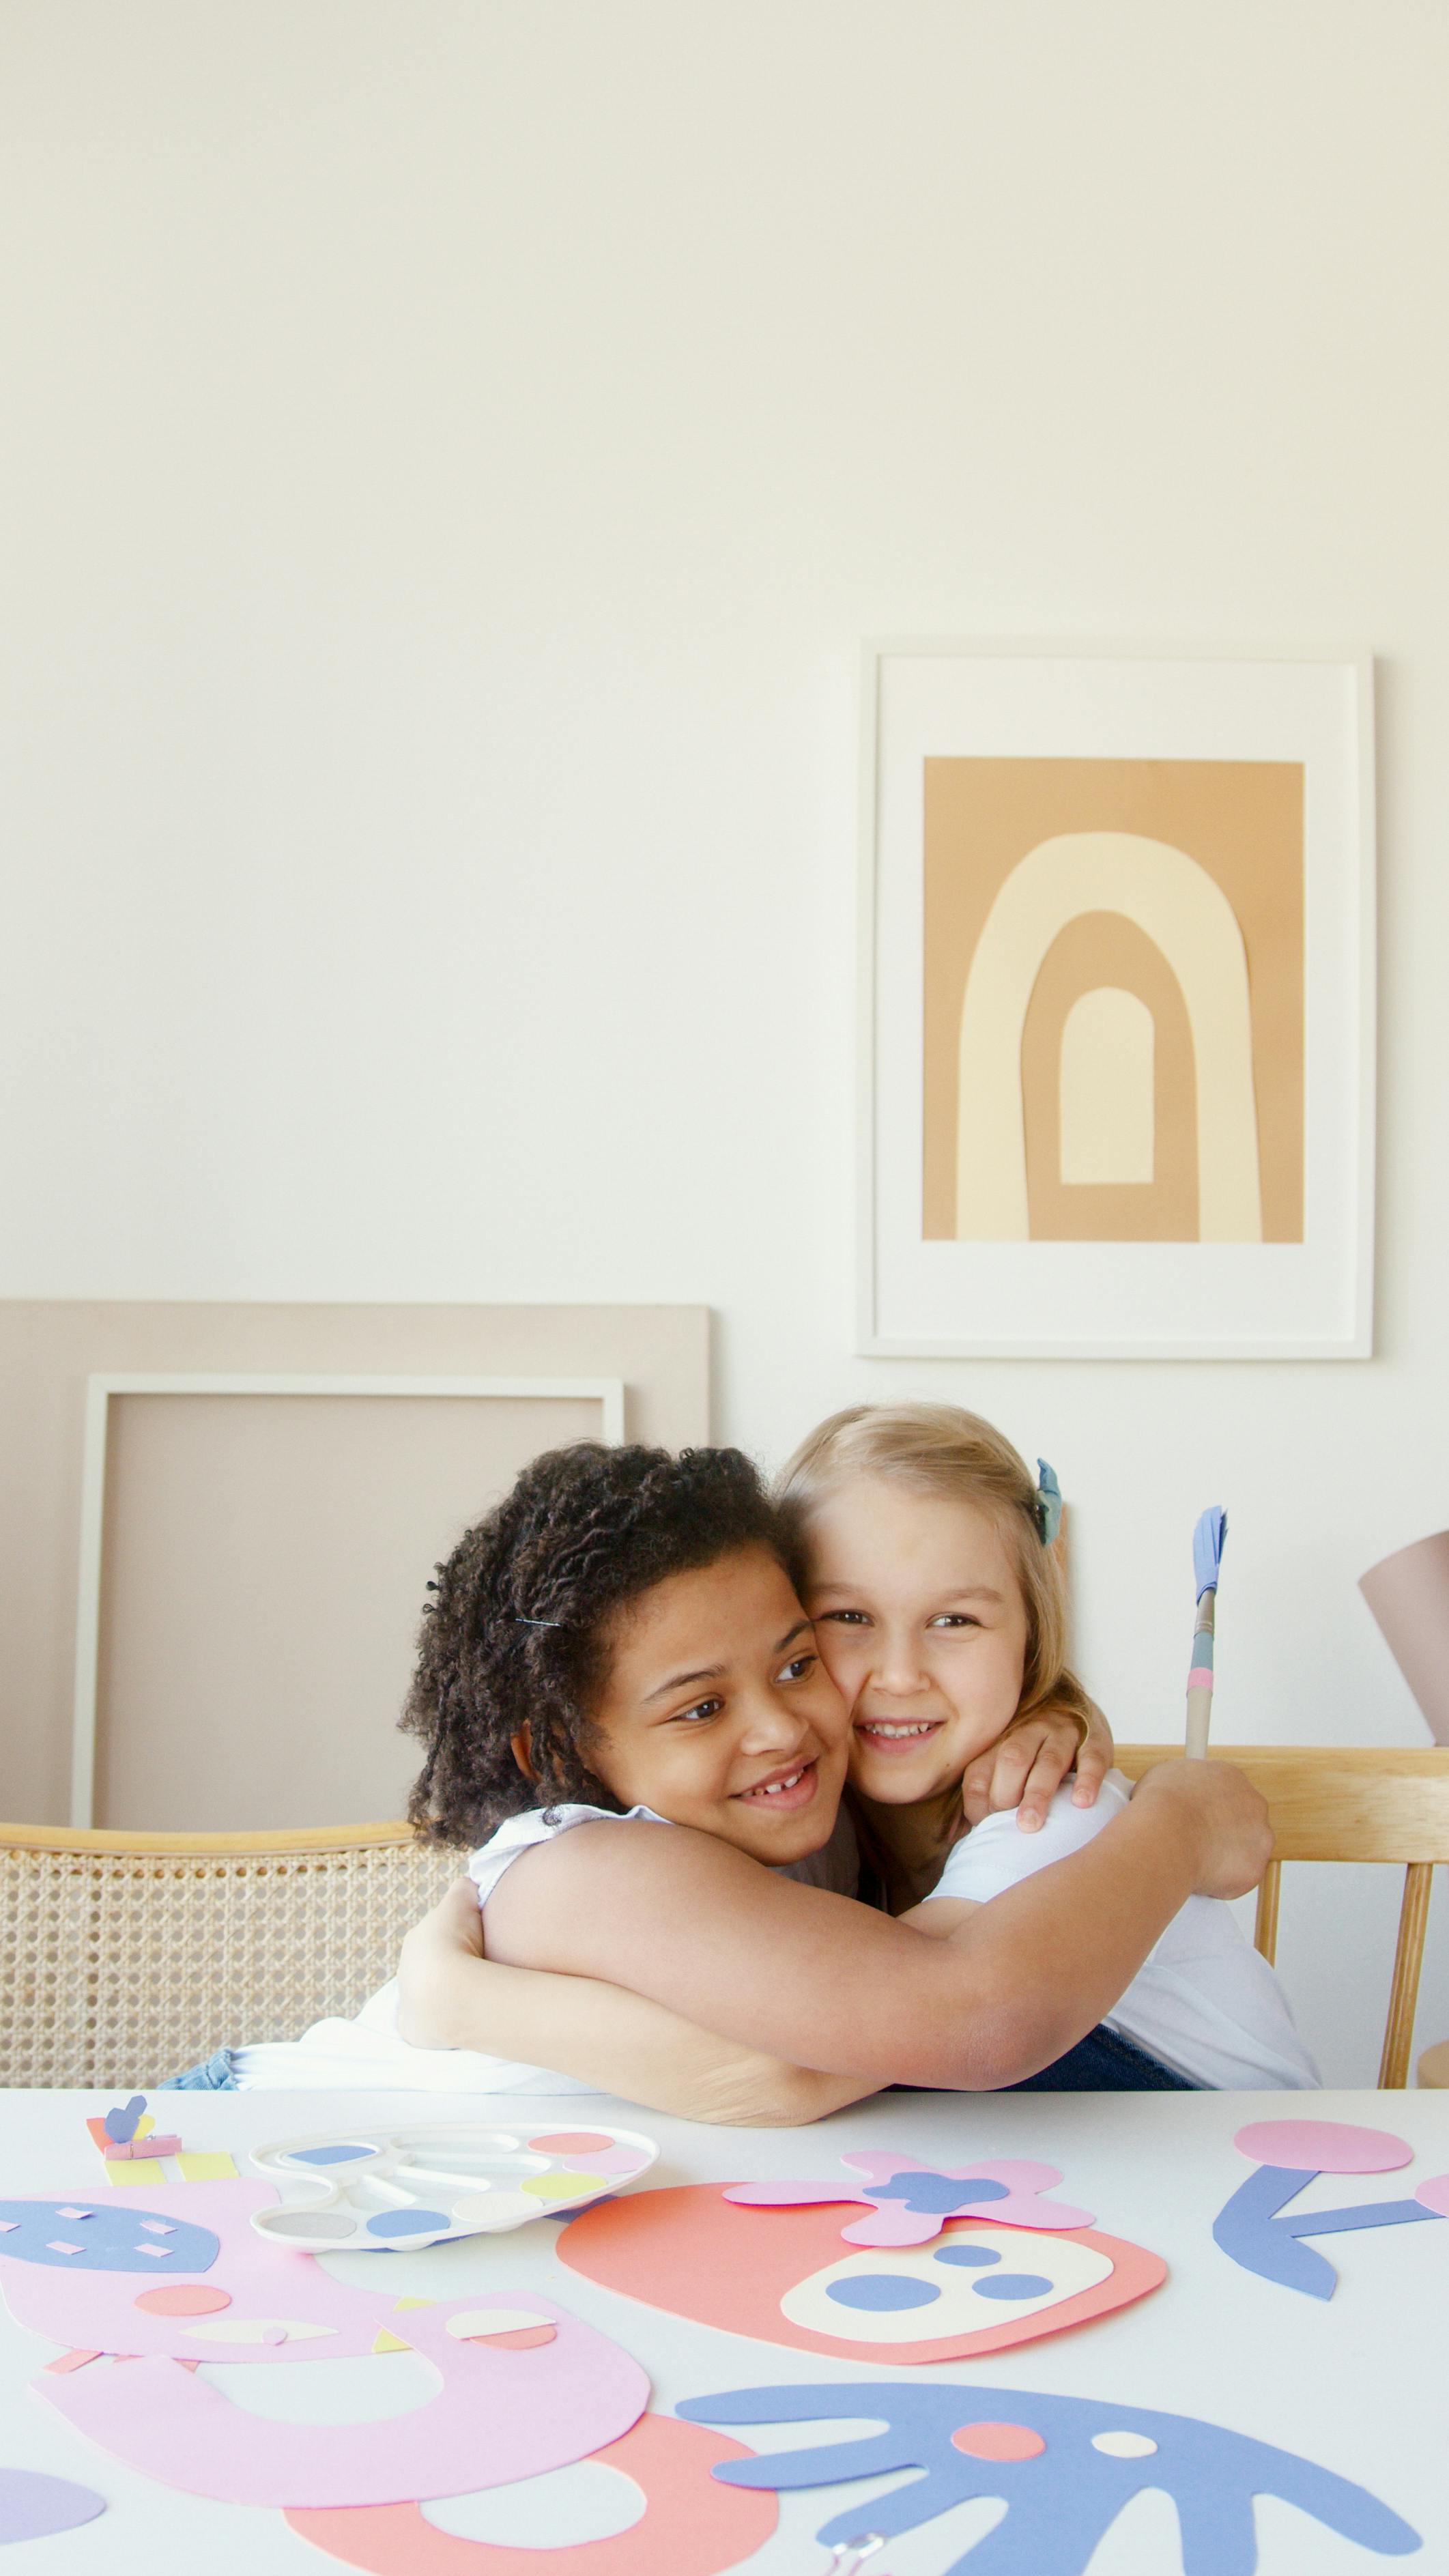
248,2123,659,2252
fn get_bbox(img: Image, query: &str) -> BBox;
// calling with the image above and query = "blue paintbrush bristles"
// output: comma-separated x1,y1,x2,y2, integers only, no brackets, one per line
1193,1506,1227,1602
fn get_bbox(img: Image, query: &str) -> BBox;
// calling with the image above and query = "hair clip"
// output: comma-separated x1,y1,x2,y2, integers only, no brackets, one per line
1035,1458,1063,1547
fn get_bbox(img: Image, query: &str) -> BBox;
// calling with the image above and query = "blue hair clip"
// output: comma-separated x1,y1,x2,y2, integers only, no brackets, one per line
1035,1459,1063,1547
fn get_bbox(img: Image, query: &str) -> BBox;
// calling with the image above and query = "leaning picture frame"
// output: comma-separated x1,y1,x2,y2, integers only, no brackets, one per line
857,642,1376,1359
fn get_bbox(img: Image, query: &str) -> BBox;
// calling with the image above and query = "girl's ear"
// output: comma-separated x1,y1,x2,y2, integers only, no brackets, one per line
510,1725,538,1783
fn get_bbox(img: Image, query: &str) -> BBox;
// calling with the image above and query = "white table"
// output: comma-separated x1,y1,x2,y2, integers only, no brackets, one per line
1,2087,1445,2574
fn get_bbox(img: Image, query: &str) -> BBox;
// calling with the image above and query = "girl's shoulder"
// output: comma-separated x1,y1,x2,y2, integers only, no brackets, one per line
467,1801,672,1909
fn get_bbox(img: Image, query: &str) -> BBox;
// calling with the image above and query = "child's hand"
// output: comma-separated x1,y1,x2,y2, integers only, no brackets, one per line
960,1697,1114,1834
396,1878,485,2048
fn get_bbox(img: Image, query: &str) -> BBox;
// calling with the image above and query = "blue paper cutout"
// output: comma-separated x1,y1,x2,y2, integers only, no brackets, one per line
934,2244,1001,2269
102,2095,147,2146
677,2381,1420,2576
826,2276,941,2312
1214,2162,1443,2300
0,2201,218,2274
974,2272,1053,2300
872,2171,1009,2215
364,2207,450,2237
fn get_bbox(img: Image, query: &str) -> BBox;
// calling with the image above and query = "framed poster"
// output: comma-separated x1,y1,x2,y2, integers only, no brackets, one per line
857,643,1375,1358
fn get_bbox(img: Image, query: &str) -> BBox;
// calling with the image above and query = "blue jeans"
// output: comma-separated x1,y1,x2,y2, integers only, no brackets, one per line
1003,2024,1199,2091
165,2049,240,2089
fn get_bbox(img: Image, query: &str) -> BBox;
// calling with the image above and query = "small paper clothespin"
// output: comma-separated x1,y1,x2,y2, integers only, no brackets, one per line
827,2538,889,2576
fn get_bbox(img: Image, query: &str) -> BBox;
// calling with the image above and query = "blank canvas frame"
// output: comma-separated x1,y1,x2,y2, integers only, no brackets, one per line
71,1373,625,1829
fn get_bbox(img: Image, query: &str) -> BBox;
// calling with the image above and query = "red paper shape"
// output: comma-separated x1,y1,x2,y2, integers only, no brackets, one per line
283,2412,777,2573
559,2185,1164,2365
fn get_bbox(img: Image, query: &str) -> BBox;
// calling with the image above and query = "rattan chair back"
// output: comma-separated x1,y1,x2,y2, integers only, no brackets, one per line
0,1822,463,2089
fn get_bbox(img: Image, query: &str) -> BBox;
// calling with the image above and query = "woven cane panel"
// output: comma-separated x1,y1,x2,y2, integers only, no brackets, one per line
1,1837,463,2089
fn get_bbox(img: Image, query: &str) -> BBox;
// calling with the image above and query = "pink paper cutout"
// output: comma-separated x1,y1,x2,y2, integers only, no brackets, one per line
0,2183,394,2364
40,2291,648,2508
46,2242,85,2257
1233,2120,1413,2175
725,2152,1093,2248
1414,2173,1449,2216
0,2222,16,2233
283,2409,777,2575
134,2244,172,2259
139,2220,173,2235
55,2209,93,2222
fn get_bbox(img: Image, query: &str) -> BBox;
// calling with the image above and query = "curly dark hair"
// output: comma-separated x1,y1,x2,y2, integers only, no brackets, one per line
401,1441,789,1848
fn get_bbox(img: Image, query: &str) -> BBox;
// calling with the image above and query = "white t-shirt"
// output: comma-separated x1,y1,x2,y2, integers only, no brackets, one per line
231,1798,858,2093
927,1772,1319,2091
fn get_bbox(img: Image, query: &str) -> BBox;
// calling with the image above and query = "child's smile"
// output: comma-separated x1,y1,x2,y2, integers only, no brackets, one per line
583,1545,851,1863
803,1478,1030,1808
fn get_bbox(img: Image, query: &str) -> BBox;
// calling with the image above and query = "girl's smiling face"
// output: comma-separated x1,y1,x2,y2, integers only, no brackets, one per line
579,1543,851,1864
801,1478,1030,1805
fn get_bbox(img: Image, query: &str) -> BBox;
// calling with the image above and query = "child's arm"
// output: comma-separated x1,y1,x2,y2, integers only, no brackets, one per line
397,1882,876,2126
960,1694,1114,1833
429,1760,1269,2092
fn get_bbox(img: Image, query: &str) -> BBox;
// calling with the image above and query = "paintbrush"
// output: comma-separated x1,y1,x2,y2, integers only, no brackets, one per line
1186,1507,1226,1760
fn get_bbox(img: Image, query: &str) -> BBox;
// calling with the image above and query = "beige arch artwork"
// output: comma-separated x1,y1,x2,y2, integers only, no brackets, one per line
953,831,1263,1242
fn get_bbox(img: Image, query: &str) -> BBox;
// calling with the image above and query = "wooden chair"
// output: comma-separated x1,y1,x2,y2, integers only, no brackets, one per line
0,1822,463,2090
1117,1747,1449,2088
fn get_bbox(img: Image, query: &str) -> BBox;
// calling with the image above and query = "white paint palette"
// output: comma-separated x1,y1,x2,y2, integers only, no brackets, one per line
247,2122,659,2253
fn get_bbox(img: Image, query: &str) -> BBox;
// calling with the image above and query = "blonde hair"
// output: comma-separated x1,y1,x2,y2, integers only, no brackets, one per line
775,1401,1091,1736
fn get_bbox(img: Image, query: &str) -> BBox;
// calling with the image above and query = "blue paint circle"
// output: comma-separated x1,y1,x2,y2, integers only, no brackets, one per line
973,2272,1053,2301
365,2207,451,2239
826,2274,942,2312
934,2243,1002,2268
874,2173,1009,2214
289,2144,379,2166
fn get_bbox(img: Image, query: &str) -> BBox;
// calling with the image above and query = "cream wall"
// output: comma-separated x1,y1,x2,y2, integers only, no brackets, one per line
3,0,1447,2080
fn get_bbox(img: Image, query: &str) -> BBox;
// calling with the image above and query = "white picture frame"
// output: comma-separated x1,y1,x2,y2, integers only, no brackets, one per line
70,1373,625,1827
857,641,1376,1360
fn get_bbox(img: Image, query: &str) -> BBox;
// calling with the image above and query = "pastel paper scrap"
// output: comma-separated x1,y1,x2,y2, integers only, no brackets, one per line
39,2289,648,2507
103,2095,147,2145
1214,2163,1442,2300
0,2466,107,2546
726,2153,1093,2248
139,2220,173,2235
1414,2173,1449,2216
106,2162,166,2188
175,2151,238,2182
678,2380,1420,2575
0,2197,219,2278
283,2409,777,2575
55,2209,92,2222
1235,2119,1413,2175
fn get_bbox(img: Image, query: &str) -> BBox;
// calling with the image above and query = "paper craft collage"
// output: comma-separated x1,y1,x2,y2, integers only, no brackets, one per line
0,2095,1442,2573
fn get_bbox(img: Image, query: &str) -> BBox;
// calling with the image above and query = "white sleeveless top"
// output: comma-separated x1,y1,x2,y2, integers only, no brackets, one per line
232,1797,858,2093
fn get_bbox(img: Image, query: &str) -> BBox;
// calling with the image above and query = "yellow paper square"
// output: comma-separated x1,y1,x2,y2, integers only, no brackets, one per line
106,2160,164,2186
175,2151,238,2182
